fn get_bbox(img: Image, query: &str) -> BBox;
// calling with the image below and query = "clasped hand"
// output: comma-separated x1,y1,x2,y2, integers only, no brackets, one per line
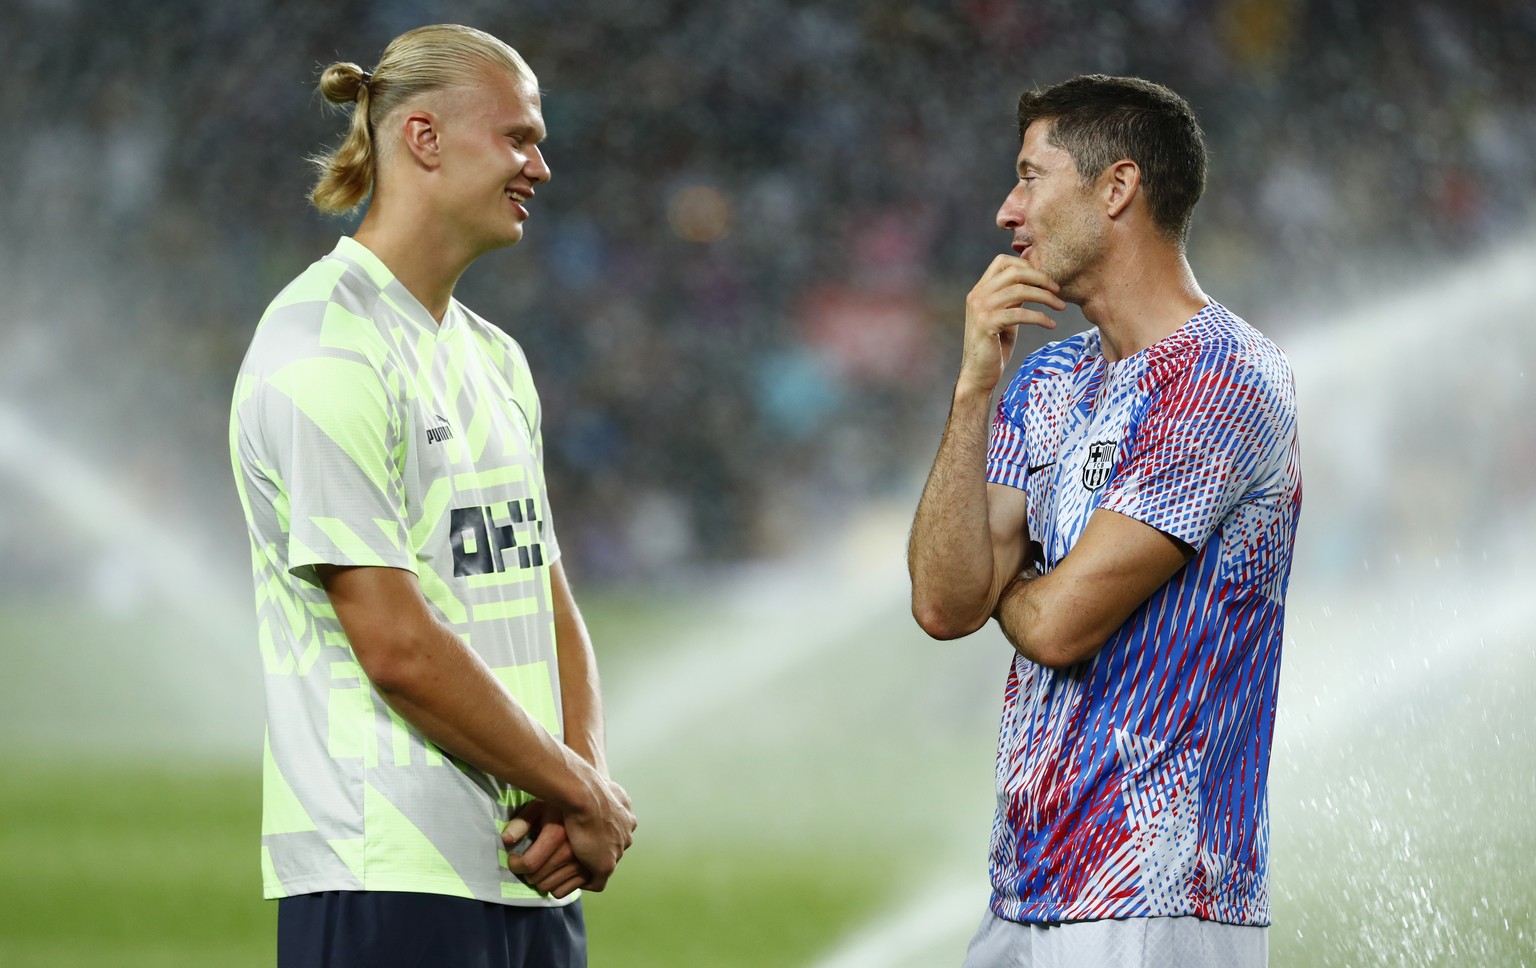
502,781,635,899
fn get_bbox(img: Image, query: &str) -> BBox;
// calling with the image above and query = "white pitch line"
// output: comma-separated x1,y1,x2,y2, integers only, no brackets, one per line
808,879,986,968
605,510,914,758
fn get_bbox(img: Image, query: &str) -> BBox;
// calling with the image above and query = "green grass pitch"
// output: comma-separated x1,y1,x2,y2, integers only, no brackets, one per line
1,580,1531,967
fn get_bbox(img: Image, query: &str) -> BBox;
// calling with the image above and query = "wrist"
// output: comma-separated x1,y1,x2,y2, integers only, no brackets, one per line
952,378,996,409
565,731,608,777
550,747,605,816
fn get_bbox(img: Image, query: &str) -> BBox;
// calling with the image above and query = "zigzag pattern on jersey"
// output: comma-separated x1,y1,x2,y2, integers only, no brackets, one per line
233,238,566,907
982,303,1298,927
989,568,1284,924
986,334,1093,492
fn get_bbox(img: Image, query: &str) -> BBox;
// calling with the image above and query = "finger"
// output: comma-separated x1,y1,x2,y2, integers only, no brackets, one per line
974,260,1058,300
547,872,589,899
502,798,550,847
513,799,548,822
530,861,584,894
988,283,1067,312
506,853,534,876
995,308,1058,330
570,846,617,882
530,844,577,884
581,871,612,892
978,253,1021,284
968,311,1055,345
501,817,531,847
1002,284,1067,312
995,262,1061,292
505,839,539,875
508,822,567,873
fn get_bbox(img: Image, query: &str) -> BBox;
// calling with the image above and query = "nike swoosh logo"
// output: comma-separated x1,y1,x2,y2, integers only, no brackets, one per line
1027,461,1056,475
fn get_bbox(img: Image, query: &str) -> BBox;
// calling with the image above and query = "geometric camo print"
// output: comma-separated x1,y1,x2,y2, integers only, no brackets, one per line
230,237,570,908
983,303,1301,925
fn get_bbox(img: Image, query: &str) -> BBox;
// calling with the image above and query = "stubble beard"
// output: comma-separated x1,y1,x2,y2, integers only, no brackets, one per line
1040,200,1108,305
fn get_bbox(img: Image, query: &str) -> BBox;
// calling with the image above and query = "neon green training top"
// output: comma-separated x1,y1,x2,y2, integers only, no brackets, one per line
230,236,570,906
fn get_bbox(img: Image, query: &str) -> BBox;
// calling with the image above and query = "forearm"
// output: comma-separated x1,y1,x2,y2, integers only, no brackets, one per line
909,383,1003,637
319,565,603,813
913,253,1062,639
997,565,1125,669
323,565,633,887
553,569,607,775
993,510,1193,669
993,570,1061,666
367,619,603,812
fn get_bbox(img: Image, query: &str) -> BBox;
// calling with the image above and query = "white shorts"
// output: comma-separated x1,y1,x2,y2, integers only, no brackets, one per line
961,909,1267,968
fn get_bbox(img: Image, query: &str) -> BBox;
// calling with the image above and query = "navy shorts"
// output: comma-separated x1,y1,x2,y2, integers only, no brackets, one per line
277,891,586,968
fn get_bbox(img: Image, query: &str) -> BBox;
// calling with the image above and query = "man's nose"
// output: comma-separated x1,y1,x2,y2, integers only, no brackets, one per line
527,146,551,185
996,189,1024,230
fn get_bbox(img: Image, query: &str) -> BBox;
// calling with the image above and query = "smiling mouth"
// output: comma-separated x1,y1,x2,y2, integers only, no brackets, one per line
506,188,529,218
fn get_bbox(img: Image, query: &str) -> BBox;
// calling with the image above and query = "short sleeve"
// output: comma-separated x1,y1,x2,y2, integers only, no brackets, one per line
985,372,1033,490
255,353,414,586
1097,347,1288,551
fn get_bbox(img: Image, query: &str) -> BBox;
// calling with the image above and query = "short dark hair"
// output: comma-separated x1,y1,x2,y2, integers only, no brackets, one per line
1017,74,1207,246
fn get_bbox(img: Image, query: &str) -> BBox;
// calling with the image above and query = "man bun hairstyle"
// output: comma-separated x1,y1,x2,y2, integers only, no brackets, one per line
1017,74,1207,246
308,24,535,215
318,62,371,103
310,62,374,213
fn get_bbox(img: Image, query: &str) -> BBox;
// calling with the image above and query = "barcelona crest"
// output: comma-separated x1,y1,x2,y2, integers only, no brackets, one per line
1081,439,1117,490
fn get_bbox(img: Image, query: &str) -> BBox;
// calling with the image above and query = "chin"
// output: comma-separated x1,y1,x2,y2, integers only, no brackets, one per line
485,227,525,250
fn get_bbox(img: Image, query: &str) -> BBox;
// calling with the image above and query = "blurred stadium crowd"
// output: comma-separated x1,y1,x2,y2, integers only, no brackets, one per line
2,0,1533,586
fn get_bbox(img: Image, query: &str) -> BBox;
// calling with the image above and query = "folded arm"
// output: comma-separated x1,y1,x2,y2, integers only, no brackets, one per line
993,508,1192,669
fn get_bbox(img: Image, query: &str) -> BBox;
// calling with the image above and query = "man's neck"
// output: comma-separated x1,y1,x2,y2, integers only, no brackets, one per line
353,204,477,323
1078,243,1208,362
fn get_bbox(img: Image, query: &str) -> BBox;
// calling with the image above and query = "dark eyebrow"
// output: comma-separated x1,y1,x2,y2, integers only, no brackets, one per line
1017,158,1037,176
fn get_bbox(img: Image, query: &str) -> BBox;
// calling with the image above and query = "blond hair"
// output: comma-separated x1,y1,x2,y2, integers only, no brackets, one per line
308,24,535,214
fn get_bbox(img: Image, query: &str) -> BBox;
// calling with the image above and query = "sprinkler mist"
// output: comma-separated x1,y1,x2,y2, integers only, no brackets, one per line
803,229,1536,967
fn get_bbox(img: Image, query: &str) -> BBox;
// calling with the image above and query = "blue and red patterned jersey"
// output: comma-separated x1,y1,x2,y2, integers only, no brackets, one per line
983,302,1301,926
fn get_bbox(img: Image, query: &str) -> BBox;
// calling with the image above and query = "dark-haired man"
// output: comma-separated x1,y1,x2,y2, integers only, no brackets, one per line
908,74,1300,966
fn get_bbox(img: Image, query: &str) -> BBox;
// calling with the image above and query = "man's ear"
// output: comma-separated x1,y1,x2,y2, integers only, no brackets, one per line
1102,159,1140,219
400,110,442,169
